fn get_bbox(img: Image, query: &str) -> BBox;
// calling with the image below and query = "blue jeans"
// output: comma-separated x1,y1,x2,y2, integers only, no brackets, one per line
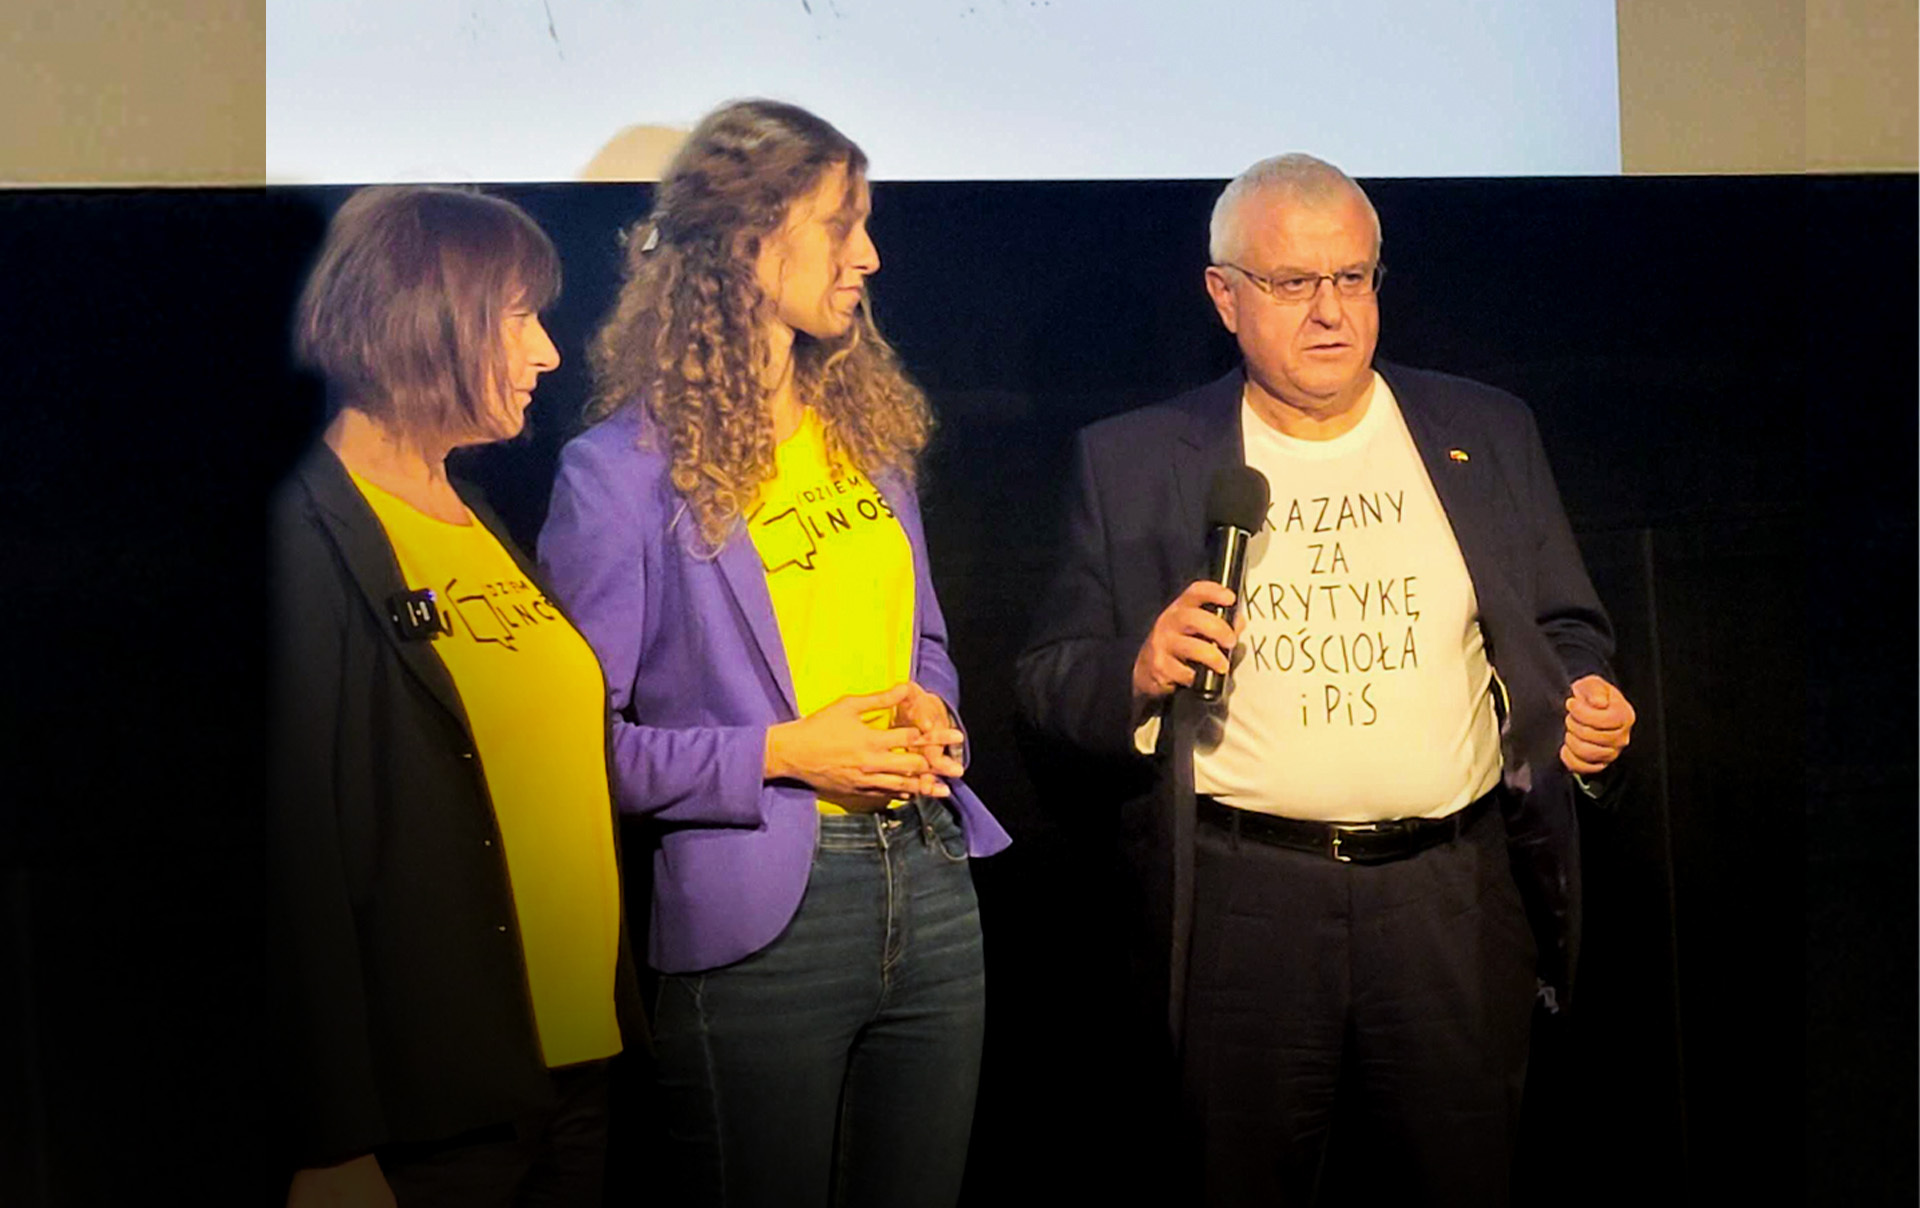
653,798,986,1208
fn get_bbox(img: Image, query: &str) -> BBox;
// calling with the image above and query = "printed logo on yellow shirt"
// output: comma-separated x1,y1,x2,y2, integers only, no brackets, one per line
439,576,564,652
749,469,898,577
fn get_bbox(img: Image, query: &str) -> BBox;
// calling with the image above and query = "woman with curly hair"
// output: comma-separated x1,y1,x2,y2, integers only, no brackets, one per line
538,100,1009,1208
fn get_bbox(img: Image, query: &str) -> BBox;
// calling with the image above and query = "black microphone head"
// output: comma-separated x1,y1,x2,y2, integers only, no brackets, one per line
1205,465,1270,533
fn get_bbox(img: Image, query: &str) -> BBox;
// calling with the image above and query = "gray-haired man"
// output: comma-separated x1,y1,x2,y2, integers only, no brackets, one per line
1017,155,1633,1204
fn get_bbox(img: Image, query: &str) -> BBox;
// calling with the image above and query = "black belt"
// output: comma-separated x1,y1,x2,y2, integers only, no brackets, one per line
1196,789,1496,864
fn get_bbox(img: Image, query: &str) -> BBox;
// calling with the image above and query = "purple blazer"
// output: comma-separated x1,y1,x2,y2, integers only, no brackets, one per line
539,406,1010,974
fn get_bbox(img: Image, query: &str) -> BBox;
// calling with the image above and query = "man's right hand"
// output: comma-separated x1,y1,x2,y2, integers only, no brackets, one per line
286,1154,394,1208
1132,580,1238,708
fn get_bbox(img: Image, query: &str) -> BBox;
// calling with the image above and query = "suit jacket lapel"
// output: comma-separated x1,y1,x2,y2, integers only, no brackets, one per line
1172,369,1249,570
713,527,800,717
297,446,474,733
1163,369,1242,1044
1383,362,1513,626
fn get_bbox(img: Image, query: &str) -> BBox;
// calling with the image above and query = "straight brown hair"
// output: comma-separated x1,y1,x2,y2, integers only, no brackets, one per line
295,186,561,439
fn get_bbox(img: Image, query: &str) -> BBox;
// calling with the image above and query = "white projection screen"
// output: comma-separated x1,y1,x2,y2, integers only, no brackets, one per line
266,0,1621,182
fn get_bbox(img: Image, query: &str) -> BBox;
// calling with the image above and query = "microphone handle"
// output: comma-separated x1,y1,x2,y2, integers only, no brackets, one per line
1193,524,1251,702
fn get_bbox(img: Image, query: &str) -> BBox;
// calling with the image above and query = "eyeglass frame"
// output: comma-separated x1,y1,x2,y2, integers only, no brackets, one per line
1213,260,1386,304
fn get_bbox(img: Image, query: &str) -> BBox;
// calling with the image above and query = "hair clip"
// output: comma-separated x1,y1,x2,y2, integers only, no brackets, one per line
640,225,661,253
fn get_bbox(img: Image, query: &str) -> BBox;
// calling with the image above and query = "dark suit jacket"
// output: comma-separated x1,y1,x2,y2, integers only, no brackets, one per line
1015,362,1614,1047
267,444,646,1168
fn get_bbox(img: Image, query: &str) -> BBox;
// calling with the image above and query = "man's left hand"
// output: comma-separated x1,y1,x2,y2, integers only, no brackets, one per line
1561,674,1634,774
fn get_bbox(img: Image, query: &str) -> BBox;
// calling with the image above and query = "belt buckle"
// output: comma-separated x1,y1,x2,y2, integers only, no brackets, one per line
1329,821,1392,863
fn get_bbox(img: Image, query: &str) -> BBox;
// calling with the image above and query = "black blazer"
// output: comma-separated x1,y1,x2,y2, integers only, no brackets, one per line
268,444,646,1168
1015,363,1616,1043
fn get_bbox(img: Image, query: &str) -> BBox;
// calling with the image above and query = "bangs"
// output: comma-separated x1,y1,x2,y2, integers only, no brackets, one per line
505,217,562,311
296,185,563,437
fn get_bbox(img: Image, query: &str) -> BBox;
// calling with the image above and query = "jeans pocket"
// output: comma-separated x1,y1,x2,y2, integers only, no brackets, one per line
654,971,708,1037
920,798,971,863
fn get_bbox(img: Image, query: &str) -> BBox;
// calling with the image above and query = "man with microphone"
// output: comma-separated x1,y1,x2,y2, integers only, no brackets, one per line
1015,153,1633,1206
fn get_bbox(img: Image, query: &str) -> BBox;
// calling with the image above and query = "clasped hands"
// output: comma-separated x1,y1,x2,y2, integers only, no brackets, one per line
765,682,964,802
1132,579,1636,775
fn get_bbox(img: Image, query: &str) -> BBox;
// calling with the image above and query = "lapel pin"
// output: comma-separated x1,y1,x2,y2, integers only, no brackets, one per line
1447,448,1470,463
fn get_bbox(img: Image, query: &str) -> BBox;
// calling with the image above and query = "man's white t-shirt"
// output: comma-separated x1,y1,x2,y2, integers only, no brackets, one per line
1192,373,1502,821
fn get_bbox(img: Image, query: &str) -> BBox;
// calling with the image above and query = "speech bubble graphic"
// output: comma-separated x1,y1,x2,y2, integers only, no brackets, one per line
445,578,518,650
753,507,819,573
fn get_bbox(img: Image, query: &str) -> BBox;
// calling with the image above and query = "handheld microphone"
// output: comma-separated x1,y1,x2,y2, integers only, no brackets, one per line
1193,465,1270,702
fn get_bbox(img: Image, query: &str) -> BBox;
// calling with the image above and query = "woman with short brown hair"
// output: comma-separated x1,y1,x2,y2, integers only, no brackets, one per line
272,185,642,1207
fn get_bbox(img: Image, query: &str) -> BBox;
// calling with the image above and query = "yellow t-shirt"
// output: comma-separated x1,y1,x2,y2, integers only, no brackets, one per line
350,471,622,1069
746,410,917,814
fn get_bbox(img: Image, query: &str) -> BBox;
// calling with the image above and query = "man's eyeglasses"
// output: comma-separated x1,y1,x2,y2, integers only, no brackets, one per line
1217,262,1385,304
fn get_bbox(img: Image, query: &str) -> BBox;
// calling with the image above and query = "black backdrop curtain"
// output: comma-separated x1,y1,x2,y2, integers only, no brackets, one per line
2,174,1910,1205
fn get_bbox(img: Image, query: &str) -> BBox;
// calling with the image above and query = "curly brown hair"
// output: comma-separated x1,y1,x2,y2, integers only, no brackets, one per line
589,99,932,547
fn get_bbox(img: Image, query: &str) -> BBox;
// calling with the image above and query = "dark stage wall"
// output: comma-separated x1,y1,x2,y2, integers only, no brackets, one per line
3,175,1912,1205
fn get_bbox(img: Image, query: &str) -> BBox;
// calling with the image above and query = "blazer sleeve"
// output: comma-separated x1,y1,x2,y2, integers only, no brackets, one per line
266,491,389,1166
539,432,772,830
1014,429,1154,762
890,479,972,768
1514,406,1615,687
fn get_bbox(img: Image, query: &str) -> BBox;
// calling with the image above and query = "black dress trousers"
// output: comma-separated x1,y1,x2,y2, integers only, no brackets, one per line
1181,801,1538,1207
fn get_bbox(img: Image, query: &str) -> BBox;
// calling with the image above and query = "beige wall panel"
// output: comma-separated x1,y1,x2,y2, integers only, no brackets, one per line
1617,0,1808,174
1,2,1910,182
1806,0,1919,170
1,0,264,184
